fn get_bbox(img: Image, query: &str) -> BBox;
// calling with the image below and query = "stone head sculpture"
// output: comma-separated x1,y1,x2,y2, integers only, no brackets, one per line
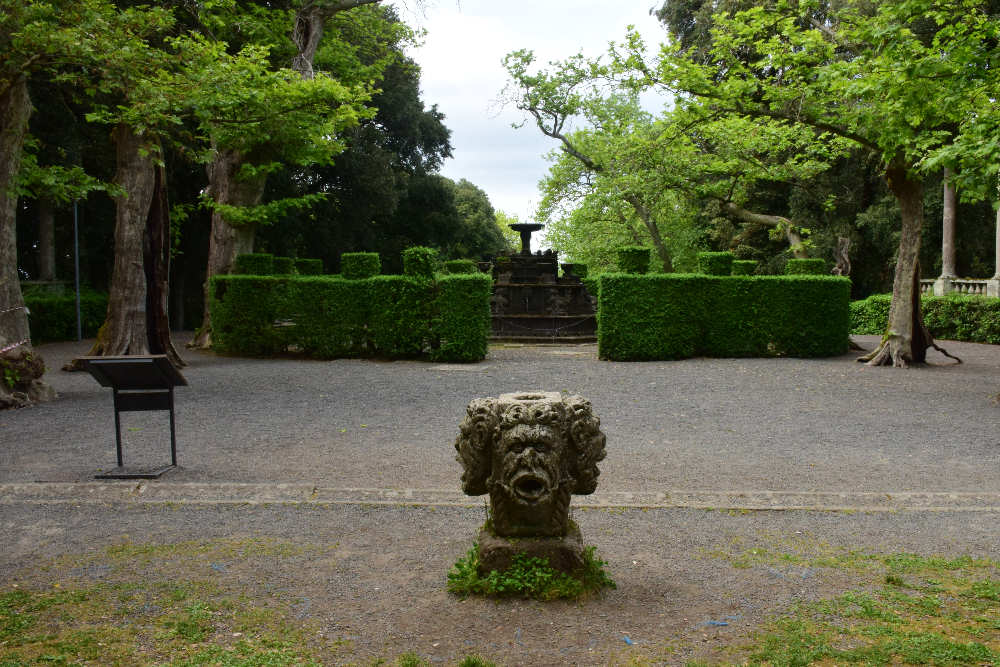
455,392,607,538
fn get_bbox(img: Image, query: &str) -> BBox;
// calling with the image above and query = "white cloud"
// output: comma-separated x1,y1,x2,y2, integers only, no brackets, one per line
405,1,666,221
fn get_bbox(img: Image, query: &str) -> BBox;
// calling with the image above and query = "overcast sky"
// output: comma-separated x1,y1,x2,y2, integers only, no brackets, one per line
406,1,667,223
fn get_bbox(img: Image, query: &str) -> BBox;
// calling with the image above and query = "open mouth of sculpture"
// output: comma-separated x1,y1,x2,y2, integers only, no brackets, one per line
512,473,548,501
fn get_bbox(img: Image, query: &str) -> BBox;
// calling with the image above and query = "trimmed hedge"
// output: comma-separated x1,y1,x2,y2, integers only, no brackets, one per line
210,276,290,356
731,260,758,276
786,258,826,275
698,252,734,276
431,273,493,362
617,247,651,274
571,263,588,279
272,256,295,274
851,293,1000,344
210,273,491,362
24,289,108,343
295,258,324,275
598,274,851,360
233,253,274,275
341,252,381,280
443,259,478,275
403,246,438,279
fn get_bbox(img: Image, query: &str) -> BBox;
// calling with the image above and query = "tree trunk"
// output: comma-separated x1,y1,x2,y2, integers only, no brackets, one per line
192,0,379,349
71,124,183,368
291,0,383,78
859,164,935,367
189,148,264,349
37,197,56,281
941,167,957,278
624,193,673,272
0,76,53,408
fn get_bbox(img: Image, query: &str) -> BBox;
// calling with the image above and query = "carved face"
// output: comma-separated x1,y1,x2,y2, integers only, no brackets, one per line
455,392,606,537
495,423,565,505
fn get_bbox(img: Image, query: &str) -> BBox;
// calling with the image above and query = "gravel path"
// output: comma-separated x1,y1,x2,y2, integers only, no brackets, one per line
4,334,999,496
2,334,999,665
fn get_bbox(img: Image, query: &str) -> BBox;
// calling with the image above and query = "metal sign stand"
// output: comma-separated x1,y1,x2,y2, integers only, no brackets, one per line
79,355,187,479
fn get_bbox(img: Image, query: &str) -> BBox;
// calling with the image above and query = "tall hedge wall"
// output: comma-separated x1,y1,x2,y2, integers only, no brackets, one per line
210,273,491,362
24,289,109,343
851,293,1000,344
432,274,492,362
598,274,851,360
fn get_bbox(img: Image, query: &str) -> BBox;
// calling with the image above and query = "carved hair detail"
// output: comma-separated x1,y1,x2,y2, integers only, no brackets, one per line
564,395,607,494
455,398,499,495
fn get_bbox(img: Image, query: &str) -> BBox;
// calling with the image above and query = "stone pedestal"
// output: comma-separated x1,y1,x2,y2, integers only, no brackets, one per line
988,278,1000,298
933,275,954,296
476,522,584,574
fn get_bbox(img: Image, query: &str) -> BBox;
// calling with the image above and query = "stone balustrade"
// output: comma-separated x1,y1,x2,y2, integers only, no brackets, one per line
927,276,1000,297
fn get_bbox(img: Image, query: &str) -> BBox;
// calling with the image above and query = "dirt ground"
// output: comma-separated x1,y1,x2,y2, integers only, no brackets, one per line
3,336,1000,664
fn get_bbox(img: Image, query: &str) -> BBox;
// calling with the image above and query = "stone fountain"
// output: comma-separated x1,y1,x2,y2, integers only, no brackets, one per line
454,391,607,573
490,224,596,341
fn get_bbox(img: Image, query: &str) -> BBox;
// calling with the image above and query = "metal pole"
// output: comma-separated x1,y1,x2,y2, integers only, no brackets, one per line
73,199,82,341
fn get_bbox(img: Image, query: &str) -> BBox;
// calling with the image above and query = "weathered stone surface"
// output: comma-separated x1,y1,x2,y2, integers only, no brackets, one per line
476,522,584,575
455,391,606,539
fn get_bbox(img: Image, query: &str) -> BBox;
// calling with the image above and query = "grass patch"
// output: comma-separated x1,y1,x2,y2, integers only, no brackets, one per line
0,583,322,665
447,544,615,600
705,541,1000,666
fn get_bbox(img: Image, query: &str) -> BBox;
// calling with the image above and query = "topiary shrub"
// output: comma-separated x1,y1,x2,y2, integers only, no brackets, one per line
272,256,295,274
598,273,851,360
786,258,826,275
233,253,274,275
23,288,108,343
403,246,438,279
617,247,651,274
294,258,323,275
341,252,381,280
698,251,734,276
443,259,478,275
731,259,758,276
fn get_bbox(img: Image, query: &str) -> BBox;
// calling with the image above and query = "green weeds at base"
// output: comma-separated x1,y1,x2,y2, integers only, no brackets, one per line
447,543,616,600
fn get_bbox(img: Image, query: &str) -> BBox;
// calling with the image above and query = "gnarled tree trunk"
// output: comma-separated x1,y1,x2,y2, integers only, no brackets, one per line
859,163,938,367
1,76,53,408
724,202,809,258
189,148,265,349
71,124,183,368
